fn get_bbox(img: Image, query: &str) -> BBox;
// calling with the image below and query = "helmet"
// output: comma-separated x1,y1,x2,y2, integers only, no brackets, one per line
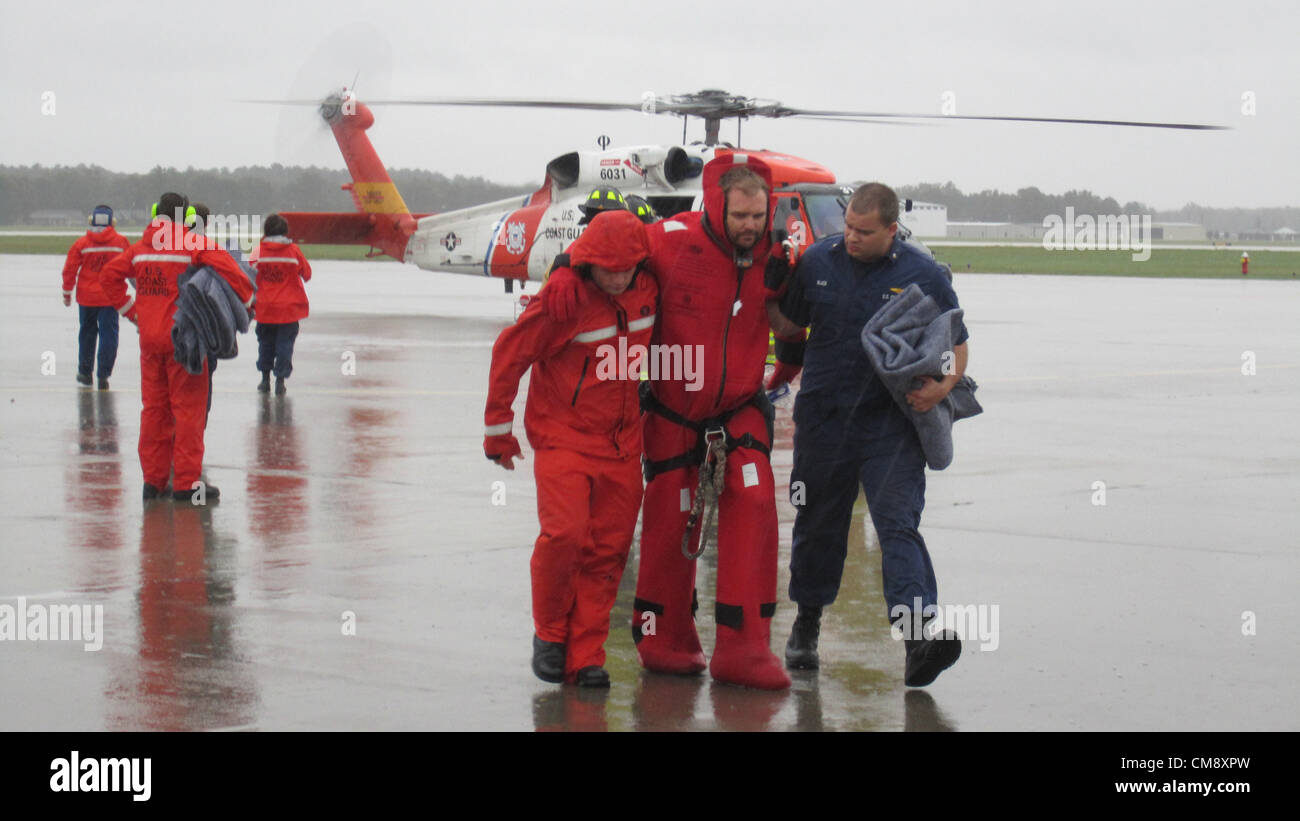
89,205,114,228
577,187,627,225
624,194,658,224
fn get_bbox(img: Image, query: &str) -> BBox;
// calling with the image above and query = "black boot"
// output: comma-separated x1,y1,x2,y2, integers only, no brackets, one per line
532,635,565,683
257,371,270,393
785,604,822,670
142,482,165,501
274,376,286,395
575,666,610,688
76,371,92,387
904,631,962,687
97,377,109,390
173,484,221,505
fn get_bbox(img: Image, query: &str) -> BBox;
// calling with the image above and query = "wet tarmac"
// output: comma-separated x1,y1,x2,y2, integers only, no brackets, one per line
2,255,1297,731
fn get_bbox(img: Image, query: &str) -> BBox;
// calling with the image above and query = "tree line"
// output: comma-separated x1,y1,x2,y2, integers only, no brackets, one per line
896,181,1299,235
0,164,535,225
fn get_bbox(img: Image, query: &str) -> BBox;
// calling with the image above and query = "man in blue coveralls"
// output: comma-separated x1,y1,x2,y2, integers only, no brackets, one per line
765,182,968,687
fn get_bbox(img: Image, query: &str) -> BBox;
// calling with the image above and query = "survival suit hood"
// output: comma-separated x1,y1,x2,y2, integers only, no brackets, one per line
568,210,651,274
701,152,776,263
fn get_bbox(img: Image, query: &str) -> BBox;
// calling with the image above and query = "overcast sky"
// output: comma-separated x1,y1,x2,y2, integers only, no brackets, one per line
3,0,1296,210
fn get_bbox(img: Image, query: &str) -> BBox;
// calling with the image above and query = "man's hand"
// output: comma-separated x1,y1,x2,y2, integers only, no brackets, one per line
62,294,71,307
539,267,584,323
765,362,801,392
484,433,524,470
905,376,952,414
766,327,806,393
124,305,139,326
763,238,800,299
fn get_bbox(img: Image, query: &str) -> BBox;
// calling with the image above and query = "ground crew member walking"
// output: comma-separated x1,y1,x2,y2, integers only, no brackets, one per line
62,205,130,389
251,214,312,395
484,211,656,687
100,192,255,503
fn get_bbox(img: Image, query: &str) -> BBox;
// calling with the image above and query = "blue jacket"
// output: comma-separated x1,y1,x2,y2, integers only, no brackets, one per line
780,233,968,414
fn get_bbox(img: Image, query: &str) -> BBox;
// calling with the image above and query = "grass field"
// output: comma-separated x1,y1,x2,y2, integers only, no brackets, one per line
5,233,1298,279
931,246,1299,279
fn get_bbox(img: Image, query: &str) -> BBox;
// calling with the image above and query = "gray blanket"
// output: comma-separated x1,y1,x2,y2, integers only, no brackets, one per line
172,266,252,374
860,283,982,470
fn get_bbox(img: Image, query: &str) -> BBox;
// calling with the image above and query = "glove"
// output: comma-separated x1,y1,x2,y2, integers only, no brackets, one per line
62,293,72,306
763,238,800,299
765,327,806,391
484,433,523,470
539,266,585,323
124,305,140,325
765,361,801,392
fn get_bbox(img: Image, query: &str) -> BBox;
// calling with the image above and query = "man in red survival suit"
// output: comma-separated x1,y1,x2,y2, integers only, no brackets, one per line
100,192,256,503
543,155,800,689
484,210,657,687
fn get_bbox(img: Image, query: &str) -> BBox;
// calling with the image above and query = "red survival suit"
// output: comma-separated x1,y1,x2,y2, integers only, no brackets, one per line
634,154,790,689
100,219,255,492
62,225,131,305
485,211,658,680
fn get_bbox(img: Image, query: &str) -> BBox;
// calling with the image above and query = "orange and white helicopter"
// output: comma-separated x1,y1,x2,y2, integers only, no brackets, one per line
269,89,1222,293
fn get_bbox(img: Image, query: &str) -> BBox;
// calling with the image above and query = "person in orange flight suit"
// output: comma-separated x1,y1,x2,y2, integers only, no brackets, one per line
62,205,131,389
99,192,255,503
484,210,657,687
251,214,312,395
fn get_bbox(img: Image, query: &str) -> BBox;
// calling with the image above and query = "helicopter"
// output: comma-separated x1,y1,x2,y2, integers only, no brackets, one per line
268,89,1223,293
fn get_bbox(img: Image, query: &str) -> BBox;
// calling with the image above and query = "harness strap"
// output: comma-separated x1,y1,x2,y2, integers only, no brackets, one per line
640,384,772,482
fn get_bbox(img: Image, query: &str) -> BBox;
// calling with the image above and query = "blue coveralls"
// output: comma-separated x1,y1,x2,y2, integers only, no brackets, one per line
780,234,967,624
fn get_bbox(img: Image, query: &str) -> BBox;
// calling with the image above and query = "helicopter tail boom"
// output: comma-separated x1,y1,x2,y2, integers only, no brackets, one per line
276,94,423,260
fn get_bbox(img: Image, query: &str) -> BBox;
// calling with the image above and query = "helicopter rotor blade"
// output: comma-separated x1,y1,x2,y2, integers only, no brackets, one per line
785,117,932,127
242,93,1228,131
784,108,1228,131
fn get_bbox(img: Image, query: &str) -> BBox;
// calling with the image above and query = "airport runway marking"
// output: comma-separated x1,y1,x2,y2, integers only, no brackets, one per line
0,386,485,397
978,362,1299,383
925,524,1281,557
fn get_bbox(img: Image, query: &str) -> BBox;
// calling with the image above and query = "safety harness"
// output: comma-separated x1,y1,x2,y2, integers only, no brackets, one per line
639,383,774,560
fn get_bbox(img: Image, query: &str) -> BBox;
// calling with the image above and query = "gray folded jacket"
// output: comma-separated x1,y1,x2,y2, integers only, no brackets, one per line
172,266,252,375
860,283,982,470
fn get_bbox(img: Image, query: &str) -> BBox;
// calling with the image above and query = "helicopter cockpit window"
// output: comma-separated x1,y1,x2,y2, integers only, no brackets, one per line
646,196,696,220
803,193,848,240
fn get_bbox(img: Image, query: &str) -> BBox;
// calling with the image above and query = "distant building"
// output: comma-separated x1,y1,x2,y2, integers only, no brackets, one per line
27,209,84,226
945,221,1043,240
1151,222,1206,242
898,201,947,238
1273,227,1297,241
